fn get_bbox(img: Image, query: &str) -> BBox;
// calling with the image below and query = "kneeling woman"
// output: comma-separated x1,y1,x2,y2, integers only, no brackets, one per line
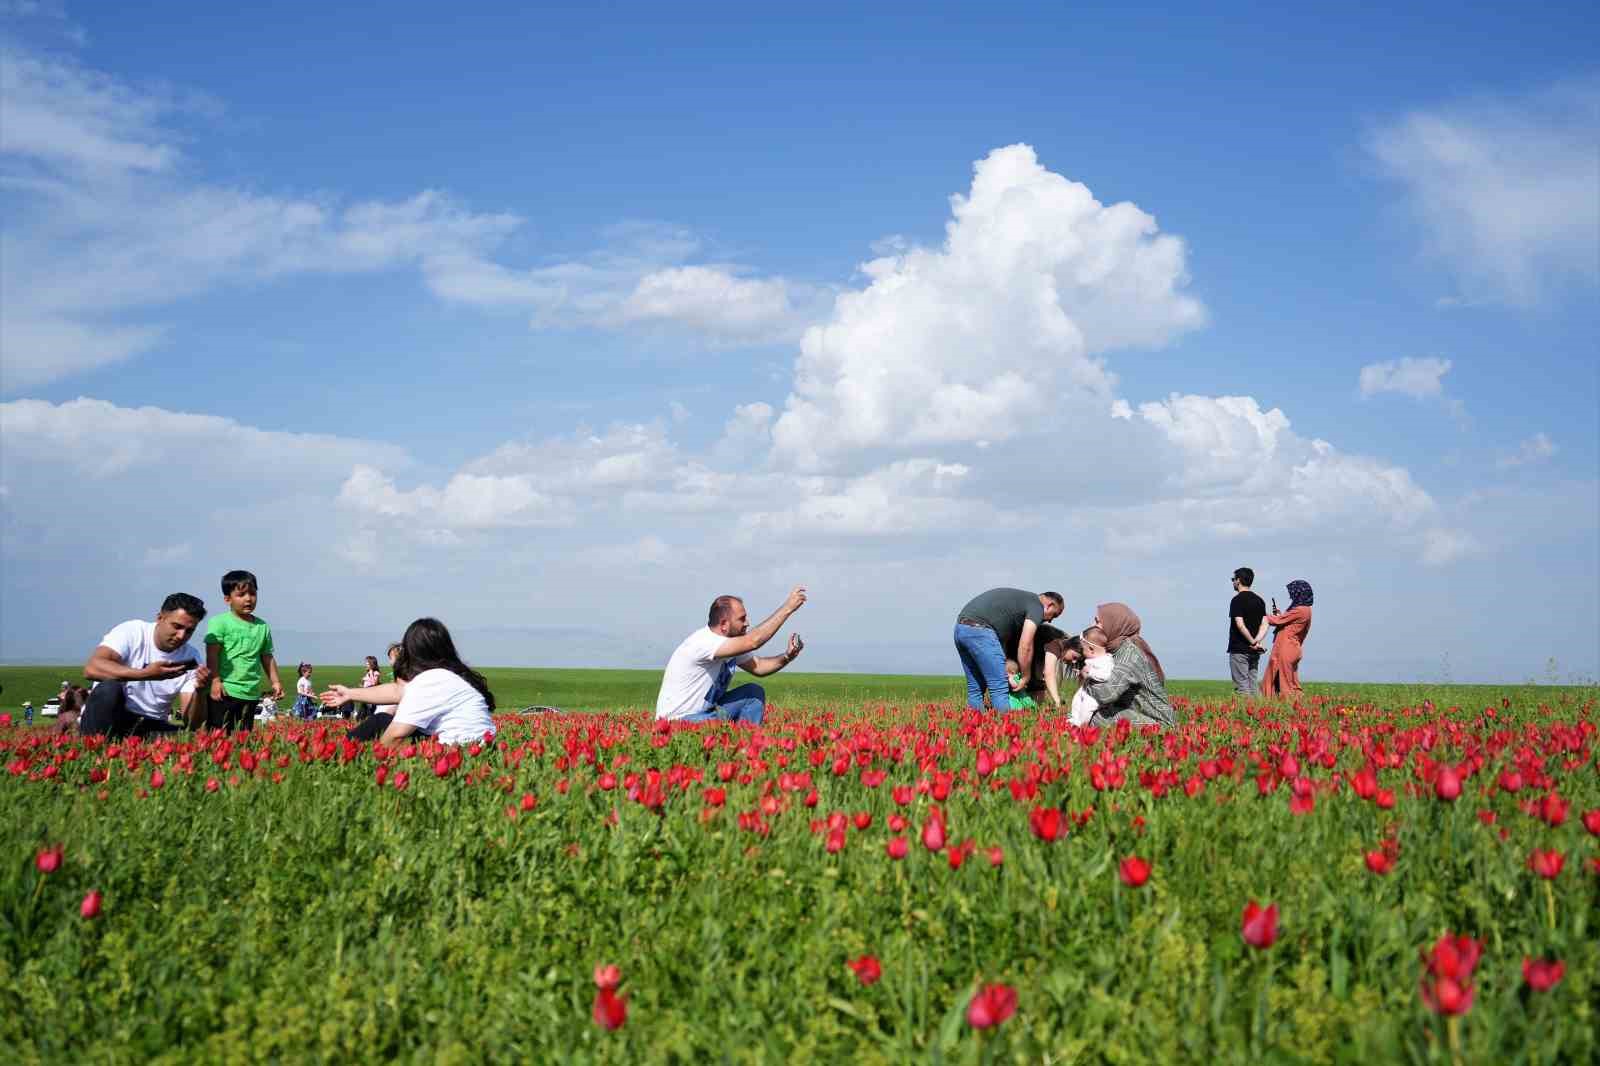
1075,603,1176,729
326,618,496,745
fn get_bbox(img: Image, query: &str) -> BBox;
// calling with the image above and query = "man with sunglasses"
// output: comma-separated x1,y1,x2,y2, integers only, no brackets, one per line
1227,568,1268,697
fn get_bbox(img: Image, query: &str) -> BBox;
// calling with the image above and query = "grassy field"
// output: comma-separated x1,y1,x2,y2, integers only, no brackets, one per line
3,673,1597,1063
0,662,1582,715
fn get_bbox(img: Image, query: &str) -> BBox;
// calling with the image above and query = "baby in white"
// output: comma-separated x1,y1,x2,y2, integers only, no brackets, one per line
1070,626,1114,727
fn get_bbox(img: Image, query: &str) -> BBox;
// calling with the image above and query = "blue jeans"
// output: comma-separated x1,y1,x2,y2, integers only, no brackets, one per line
954,623,1010,712
684,682,767,725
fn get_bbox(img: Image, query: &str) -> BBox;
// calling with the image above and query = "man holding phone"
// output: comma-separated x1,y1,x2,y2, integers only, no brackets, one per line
81,593,214,737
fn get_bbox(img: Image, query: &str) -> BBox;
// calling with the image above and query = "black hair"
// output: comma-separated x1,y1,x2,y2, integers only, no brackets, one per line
160,592,206,619
1233,567,1254,587
221,570,258,596
1042,591,1064,611
393,617,495,712
708,595,743,628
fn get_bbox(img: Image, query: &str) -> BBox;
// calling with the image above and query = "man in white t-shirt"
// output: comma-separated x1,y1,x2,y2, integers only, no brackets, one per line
654,586,807,724
81,592,214,738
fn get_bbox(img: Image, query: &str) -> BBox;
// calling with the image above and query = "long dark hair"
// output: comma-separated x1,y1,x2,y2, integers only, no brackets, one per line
393,617,495,711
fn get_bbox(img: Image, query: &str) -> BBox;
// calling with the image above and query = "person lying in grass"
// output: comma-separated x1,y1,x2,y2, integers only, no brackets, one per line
323,619,494,746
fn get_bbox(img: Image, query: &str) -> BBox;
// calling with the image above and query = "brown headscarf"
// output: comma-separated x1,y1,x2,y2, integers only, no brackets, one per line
1095,602,1165,684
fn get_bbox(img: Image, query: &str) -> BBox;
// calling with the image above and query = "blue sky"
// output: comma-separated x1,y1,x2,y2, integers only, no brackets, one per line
2,1,1596,682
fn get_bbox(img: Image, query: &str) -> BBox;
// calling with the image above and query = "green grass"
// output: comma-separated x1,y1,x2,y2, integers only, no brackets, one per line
4,662,1592,715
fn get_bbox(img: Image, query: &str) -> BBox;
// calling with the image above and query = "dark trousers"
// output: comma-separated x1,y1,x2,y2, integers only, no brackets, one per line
209,694,258,733
350,712,392,742
79,681,183,739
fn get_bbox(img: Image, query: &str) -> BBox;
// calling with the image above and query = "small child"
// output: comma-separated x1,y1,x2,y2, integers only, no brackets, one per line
293,663,318,719
1069,626,1115,727
1002,658,1038,711
205,570,282,732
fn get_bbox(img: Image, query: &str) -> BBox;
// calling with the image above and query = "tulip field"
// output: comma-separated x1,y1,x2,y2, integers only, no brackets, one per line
3,677,1597,1064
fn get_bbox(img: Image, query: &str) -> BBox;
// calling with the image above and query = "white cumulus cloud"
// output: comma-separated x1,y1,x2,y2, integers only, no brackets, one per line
1358,356,1453,398
770,143,1205,470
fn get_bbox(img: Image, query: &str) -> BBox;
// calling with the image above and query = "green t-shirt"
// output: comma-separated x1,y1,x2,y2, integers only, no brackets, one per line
205,612,274,699
956,587,1045,655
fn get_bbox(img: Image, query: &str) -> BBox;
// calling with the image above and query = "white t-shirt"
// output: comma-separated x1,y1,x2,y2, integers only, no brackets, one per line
1069,653,1115,726
296,676,314,698
655,627,756,720
97,619,201,721
393,668,496,745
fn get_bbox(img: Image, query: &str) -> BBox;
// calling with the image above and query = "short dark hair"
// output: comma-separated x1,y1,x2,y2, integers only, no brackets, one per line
159,592,206,619
1041,591,1064,611
708,595,743,628
1233,567,1254,587
221,570,258,596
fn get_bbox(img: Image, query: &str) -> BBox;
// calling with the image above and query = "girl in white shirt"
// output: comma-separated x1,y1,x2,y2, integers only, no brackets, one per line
324,620,495,746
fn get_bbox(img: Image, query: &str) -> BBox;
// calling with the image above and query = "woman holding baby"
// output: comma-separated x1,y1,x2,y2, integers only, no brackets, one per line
1047,603,1176,728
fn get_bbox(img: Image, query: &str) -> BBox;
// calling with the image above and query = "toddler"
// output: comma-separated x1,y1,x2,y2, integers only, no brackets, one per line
293,662,318,719
1070,626,1114,726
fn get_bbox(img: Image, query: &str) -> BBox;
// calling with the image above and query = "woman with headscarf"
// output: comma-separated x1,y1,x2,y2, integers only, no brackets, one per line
1076,603,1176,728
1261,580,1313,700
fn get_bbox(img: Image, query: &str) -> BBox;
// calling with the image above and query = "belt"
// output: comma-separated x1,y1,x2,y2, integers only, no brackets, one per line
957,617,995,631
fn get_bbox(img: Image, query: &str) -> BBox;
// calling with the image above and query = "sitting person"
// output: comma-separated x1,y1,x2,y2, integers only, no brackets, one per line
654,588,806,725
1068,626,1114,727
324,620,493,746
81,592,213,737
55,685,91,733
1076,603,1176,728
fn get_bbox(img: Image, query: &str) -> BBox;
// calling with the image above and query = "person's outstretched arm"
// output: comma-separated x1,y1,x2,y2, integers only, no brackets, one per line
1013,619,1038,690
741,634,804,677
323,681,404,706
1042,651,1063,707
716,586,807,658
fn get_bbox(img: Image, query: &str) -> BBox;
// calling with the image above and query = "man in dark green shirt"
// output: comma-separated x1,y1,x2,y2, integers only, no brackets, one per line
954,587,1064,712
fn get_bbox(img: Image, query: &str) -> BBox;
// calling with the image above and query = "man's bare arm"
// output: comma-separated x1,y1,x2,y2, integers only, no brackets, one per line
716,586,807,658
1013,619,1038,688
84,645,188,683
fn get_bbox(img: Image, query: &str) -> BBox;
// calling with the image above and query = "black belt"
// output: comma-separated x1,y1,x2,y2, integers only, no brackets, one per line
957,617,994,631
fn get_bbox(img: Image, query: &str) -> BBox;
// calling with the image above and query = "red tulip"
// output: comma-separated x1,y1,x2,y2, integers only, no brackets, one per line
205,777,220,793
1375,788,1396,809
1527,849,1565,879
1522,957,1565,992
966,983,1017,1029
1364,850,1394,875
592,987,627,1030
593,963,621,990
1420,974,1474,1015
1421,934,1482,980
1118,856,1151,888
986,845,1005,868
597,771,617,791
35,844,63,874
1540,792,1569,826
846,955,882,986
1278,753,1299,778
1583,809,1600,836
520,792,537,812
921,817,946,852
853,811,872,830
432,756,451,778
80,890,102,919
825,827,847,854
1241,900,1279,949
149,768,165,790
886,837,908,860
1028,806,1064,842
1434,767,1461,801
392,770,410,791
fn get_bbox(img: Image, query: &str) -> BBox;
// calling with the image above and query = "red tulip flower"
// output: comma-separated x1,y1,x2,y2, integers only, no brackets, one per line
966,983,1017,1029
80,890,102,919
1029,806,1064,842
1528,849,1565,879
36,844,64,874
1581,809,1600,837
593,963,621,991
986,845,1004,868
1118,856,1151,887
1434,766,1461,801
1241,900,1279,949
921,816,946,852
886,837,909,860
1522,957,1565,992
1421,975,1474,1015
592,987,627,1030
846,955,882,986
1364,850,1395,875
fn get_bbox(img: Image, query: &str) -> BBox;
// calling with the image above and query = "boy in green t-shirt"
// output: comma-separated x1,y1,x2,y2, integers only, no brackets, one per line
204,570,282,732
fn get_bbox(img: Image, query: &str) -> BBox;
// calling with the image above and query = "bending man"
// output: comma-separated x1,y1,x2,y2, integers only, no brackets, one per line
654,587,806,725
953,587,1064,712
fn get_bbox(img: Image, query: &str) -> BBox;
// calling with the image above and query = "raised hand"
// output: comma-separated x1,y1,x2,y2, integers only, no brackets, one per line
785,585,808,613
143,659,192,681
319,684,352,707
787,633,804,659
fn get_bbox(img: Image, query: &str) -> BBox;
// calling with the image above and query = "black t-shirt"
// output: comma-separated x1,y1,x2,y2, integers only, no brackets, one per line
1228,591,1266,653
957,587,1045,655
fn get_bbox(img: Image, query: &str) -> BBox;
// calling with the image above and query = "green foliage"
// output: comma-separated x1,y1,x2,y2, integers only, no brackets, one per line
0,682,1596,1063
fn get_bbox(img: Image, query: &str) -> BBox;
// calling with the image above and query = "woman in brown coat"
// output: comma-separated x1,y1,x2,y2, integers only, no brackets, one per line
1261,580,1313,700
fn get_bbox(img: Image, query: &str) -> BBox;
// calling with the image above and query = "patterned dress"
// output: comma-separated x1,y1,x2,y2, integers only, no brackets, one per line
1081,641,1177,728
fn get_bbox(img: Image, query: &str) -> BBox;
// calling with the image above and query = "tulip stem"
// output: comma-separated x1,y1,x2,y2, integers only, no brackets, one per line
1447,1015,1462,1066
1543,880,1555,932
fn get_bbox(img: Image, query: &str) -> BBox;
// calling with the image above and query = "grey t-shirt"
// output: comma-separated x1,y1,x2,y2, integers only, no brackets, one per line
957,588,1044,654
